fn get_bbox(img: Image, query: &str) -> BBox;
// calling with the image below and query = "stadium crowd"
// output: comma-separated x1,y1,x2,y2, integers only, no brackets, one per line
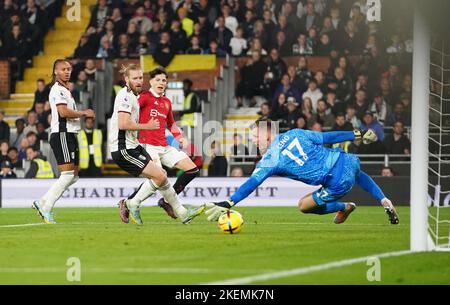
0,0,415,178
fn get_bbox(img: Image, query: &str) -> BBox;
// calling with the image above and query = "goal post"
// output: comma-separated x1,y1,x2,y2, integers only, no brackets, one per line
410,3,430,252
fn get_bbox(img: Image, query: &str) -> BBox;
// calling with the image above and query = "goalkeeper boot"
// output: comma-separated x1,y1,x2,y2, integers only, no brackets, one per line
382,198,399,224
157,198,178,219
181,204,206,224
334,202,356,224
129,206,144,225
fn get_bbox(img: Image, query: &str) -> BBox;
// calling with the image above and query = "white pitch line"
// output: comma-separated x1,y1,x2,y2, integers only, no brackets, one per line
203,249,415,285
0,223,44,228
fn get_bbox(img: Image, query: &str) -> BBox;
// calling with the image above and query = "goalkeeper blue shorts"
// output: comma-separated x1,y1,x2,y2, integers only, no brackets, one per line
312,153,360,206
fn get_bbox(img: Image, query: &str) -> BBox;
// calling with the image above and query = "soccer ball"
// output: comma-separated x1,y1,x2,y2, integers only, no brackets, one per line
218,210,244,234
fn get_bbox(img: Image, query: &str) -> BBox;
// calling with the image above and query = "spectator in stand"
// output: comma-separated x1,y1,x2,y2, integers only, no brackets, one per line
0,111,10,142
353,89,369,120
332,113,354,131
110,7,128,35
293,56,312,93
231,133,249,163
33,101,49,127
252,20,270,51
307,26,318,52
18,138,29,161
311,121,323,132
170,19,189,54
204,39,226,57
229,26,247,56
329,6,344,32
301,97,316,127
292,33,313,56
36,122,48,142
235,51,267,107
262,9,276,40
340,20,363,55
153,31,175,66
298,2,322,34
272,74,302,109
126,22,140,51
74,33,95,58
386,102,411,127
218,4,238,36
186,35,203,54
209,16,232,54
326,90,346,117
269,93,287,121
273,30,291,57
319,17,337,40
33,79,49,106
381,167,395,177
147,18,161,50
75,70,88,92
96,35,116,59
316,33,333,56
84,59,97,81
130,5,152,35
8,147,21,169
246,37,267,56
240,9,255,39
23,110,38,135
361,111,384,142
3,23,28,87
295,115,308,130
265,48,287,93
315,99,334,129
400,94,412,119
0,160,16,179
230,167,244,177
0,140,10,163
369,92,390,126
88,0,111,29
281,97,300,130
302,79,323,113
384,121,411,155
346,104,362,129
26,131,39,150
10,118,26,149
328,67,353,103
258,102,271,120
208,141,227,177
178,7,194,37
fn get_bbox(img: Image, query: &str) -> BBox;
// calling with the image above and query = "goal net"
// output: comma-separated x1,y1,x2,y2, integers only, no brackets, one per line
428,35,450,251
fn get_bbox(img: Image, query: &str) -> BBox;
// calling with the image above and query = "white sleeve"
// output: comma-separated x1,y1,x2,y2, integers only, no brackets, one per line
117,94,132,113
51,87,68,106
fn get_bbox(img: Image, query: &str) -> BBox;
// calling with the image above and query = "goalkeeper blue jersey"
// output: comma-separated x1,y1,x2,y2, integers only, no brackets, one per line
230,129,347,204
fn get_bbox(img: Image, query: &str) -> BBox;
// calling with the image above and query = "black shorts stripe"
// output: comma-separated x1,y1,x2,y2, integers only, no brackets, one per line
112,146,151,177
50,132,79,165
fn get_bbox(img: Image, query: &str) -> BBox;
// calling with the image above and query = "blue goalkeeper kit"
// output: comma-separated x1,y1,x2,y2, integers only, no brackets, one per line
230,129,386,207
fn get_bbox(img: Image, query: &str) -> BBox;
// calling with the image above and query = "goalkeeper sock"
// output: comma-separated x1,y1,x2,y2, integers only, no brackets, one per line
173,167,199,194
158,181,187,218
126,179,158,209
310,202,346,215
357,171,386,201
41,171,76,213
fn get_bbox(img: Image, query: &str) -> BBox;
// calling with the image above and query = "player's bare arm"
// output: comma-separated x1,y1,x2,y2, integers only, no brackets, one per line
118,112,159,131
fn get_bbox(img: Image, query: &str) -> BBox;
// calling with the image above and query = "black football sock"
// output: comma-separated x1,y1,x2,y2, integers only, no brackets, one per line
173,167,199,195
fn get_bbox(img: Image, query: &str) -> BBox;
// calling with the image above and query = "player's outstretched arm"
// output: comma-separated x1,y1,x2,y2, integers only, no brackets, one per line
118,112,159,131
305,129,377,145
205,170,272,221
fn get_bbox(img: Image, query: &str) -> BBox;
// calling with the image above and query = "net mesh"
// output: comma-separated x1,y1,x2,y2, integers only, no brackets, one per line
428,36,450,250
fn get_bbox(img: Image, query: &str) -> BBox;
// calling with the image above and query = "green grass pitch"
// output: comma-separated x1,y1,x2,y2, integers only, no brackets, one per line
0,206,449,284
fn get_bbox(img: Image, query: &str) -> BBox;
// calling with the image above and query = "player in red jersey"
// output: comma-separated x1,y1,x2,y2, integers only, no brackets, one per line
127,67,200,219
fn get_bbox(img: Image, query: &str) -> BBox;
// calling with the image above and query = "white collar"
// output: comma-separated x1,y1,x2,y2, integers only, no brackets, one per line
150,88,160,98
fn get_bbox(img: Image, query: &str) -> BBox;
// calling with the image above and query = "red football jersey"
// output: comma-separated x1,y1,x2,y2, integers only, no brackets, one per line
138,90,183,146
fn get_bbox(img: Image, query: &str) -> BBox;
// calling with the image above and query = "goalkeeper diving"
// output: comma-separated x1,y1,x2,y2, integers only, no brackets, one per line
206,119,399,224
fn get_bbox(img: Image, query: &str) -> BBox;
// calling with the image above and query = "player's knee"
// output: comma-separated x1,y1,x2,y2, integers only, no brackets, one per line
152,169,167,186
298,200,308,214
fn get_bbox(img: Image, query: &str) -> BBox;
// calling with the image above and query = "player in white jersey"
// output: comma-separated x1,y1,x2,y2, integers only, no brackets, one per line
32,59,95,224
109,64,205,225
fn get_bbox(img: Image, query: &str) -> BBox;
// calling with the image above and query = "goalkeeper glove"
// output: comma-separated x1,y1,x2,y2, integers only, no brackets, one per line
205,200,235,222
354,129,378,144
